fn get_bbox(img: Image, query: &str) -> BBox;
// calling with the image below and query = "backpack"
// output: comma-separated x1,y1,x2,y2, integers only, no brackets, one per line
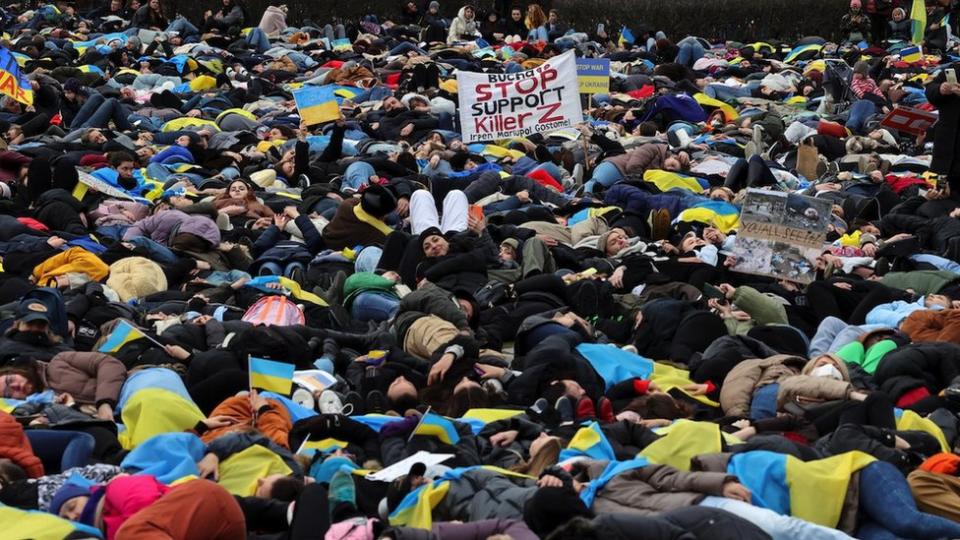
242,295,305,327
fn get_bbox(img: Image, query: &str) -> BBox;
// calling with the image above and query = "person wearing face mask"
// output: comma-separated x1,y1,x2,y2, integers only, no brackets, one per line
841,0,871,43
0,298,73,362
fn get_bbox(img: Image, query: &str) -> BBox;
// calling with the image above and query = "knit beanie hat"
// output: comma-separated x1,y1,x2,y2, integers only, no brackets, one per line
49,482,91,516
419,226,444,252
106,257,168,302
523,486,594,536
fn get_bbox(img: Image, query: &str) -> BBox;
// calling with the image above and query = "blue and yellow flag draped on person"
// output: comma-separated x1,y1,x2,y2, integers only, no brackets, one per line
912,0,927,44
293,85,341,125
560,421,617,461
413,412,461,445
0,46,33,106
727,450,875,527
249,357,295,395
99,319,147,353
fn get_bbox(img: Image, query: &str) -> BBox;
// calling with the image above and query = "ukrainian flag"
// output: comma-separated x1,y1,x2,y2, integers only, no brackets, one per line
294,85,341,126
643,169,709,193
901,45,923,63
249,356,295,395
618,27,635,48
98,319,147,353
911,0,927,44
413,412,461,445
559,421,617,461
784,43,823,64
298,437,348,457
895,408,949,451
576,343,654,391
676,200,741,233
0,46,33,106
579,457,649,506
389,478,452,528
332,38,353,52
727,450,875,527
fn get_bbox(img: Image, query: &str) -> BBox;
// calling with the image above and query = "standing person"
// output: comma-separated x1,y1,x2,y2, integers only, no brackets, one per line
925,66,960,198
864,0,894,43
841,0,872,43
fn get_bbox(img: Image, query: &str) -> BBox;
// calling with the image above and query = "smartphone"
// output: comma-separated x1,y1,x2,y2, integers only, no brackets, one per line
936,175,948,191
701,283,727,302
469,204,484,221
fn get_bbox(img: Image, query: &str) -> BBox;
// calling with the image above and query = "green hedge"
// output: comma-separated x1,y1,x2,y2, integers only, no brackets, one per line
159,0,847,43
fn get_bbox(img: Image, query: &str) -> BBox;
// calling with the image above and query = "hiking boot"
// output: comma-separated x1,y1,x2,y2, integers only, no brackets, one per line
576,396,596,420
316,271,347,305
555,396,575,424
597,397,615,423
329,470,357,507
366,390,387,414
651,208,671,241
318,390,352,415
344,391,364,416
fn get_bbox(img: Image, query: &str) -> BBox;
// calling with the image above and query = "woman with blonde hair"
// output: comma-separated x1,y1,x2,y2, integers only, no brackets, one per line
525,3,548,42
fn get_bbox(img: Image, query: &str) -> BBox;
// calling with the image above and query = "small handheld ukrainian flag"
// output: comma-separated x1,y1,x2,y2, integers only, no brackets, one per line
99,319,147,353
412,411,461,445
249,356,295,395
900,45,923,63
293,85,341,126
618,27,635,48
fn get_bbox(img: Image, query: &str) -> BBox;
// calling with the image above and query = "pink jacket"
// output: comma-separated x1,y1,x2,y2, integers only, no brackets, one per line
101,475,170,540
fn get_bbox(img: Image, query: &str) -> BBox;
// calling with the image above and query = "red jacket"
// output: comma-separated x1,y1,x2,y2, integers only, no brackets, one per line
0,412,43,478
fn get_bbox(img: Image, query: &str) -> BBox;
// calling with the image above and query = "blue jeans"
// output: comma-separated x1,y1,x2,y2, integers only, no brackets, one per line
699,496,853,539
856,461,960,539
25,430,95,473
126,236,180,265
584,161,623,193
355,246,383,273
846,99,876,135
389,41,427,56
166,16,199,39
704,83,756,101
259,261,306,279
343,161,375,191
676,41,705,67
528,26,548,42
245,27,270,53
73,93,133,131
910,253,960,272
351,292,400,322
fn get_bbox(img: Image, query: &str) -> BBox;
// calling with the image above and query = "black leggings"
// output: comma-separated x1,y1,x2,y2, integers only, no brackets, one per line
807,392,897,435
723,155,778,191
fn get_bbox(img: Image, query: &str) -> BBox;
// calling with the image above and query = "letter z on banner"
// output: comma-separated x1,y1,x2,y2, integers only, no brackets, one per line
457,49,582,143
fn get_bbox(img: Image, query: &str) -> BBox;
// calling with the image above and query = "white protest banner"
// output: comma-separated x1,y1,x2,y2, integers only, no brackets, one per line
457,49,582,143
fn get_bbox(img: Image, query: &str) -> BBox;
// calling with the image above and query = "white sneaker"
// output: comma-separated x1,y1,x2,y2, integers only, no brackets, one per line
292,387,314,410
572,163,584,185
318,390,353,415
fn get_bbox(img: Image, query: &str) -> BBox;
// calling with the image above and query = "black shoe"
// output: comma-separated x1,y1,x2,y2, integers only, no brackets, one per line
529,397,549,416
555,396,575,424
366,390,387,414
322,338,340,363
288,265,305,285
344,391,364,416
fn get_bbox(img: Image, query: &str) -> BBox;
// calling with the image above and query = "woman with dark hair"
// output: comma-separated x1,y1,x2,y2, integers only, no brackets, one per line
129,0,166,30
211,179,275,227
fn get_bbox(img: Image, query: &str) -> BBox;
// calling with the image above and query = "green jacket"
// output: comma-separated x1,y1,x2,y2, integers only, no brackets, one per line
881,270,959,295
732,286,789,326
342,272,399,308
835,338,898,374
